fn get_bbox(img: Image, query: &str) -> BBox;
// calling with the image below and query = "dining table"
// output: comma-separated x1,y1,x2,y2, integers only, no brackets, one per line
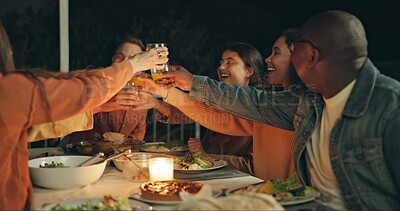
31,162,334,210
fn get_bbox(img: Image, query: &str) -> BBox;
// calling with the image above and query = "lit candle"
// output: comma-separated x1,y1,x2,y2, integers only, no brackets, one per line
149,157,174,182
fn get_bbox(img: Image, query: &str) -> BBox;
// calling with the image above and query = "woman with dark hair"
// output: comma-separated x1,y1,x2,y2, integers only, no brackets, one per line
133,42,266,174
140,29,302,181
0,20,168,210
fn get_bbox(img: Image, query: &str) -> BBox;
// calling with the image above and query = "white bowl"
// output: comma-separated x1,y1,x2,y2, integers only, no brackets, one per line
28,155,107,189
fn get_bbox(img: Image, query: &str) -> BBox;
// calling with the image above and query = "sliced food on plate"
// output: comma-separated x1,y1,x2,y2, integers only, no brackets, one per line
229,176,320,205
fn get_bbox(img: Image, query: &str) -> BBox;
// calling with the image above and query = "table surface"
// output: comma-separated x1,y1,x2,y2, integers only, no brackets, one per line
32,164,264,210
31,164,332,210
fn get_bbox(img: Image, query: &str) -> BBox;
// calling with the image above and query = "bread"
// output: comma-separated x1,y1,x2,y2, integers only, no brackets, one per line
103,132,126,145
140,180,203,201
173,192,284,210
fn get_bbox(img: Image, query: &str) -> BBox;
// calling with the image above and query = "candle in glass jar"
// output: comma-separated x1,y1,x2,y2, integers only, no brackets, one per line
149,157,174,182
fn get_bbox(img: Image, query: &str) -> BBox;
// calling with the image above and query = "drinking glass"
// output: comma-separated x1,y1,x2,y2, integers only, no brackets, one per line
124,81,138,96
127,72,146,90
146,43,174,85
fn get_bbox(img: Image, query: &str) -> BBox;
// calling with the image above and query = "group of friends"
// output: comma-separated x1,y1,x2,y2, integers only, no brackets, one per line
0,9,399,210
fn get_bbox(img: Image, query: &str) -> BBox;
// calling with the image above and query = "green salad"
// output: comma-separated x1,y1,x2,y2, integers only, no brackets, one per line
174,152,214,170
39,161,70,168
51,196,132,211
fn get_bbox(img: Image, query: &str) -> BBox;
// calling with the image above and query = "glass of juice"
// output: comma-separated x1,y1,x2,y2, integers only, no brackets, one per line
127,72,147,90
146,43,174,85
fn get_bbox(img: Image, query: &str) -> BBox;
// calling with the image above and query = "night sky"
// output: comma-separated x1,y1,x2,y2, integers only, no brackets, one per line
1,0,399,142
1,0,399,79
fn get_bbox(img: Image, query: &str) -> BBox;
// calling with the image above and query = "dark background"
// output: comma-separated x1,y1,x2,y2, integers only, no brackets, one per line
1,0,399,79
1,0,399,142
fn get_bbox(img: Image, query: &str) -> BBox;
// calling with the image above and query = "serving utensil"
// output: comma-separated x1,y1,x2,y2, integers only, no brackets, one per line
79,149,132,166
78,152,105,167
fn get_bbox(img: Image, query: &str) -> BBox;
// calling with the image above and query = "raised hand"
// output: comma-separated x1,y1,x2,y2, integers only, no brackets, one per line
128,47,169,73
129,91,158,111
93,88,139,113
138,75,169,98
159,65,194,91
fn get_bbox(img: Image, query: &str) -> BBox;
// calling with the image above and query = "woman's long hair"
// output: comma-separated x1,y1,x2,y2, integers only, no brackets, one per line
0,20,15,74
282,28,303,88
0,20,105,135
222,42,266,89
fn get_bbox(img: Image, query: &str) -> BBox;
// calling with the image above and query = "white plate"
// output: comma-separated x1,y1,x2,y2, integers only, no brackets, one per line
29,147,64,159
130,194,180,205
174,160,228,173
131,190,222,205
42,197,152,210
226,185,320,206
279,194,319,206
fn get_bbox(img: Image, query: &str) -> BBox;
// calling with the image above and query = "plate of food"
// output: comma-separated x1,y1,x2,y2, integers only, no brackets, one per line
139,143,188,156
67,132,143,156
173,152,228,173
130,180,222,205
42,195,152,210
225,176,320,206
29,147,65,160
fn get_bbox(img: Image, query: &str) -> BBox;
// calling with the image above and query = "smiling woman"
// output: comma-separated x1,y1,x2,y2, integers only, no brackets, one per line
217,42,264,88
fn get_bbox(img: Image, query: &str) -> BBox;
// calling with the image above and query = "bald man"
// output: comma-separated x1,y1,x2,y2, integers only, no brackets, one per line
156,10,400,210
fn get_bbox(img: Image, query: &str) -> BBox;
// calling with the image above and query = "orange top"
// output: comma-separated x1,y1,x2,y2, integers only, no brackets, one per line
0,61,133,210
164,88,296,181
69,109,148,143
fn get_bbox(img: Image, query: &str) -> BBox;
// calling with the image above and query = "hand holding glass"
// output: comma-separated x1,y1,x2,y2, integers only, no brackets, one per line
146,43,174,85
127,71,148,90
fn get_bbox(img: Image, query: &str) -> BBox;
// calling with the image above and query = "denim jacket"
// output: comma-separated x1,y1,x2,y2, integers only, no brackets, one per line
189,59,400,210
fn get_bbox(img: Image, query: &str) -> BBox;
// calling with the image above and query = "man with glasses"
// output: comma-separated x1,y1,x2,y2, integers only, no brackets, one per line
157,10,400,210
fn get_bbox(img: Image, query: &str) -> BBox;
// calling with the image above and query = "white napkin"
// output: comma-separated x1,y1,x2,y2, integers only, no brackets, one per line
179,185,213,201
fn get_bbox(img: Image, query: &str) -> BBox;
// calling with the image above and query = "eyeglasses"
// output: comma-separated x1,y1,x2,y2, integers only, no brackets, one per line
292,37,319,53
